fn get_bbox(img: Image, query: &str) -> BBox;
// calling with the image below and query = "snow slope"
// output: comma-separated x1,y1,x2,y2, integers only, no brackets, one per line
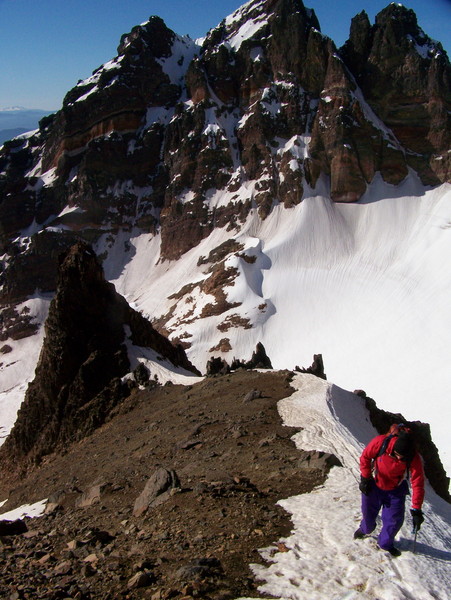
238,373,451,600
1,174,450,481
0,294,51,444
102,174,451,477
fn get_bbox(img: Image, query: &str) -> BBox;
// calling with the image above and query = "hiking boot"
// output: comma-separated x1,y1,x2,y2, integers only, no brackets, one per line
379,546,402,557
353,528,365,539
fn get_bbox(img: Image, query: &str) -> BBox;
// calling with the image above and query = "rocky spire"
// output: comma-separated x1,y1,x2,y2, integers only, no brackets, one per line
0,241,198,469
340,3,451,184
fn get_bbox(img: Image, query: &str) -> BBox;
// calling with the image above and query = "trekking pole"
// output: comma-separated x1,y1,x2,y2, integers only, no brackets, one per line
412,525,418,554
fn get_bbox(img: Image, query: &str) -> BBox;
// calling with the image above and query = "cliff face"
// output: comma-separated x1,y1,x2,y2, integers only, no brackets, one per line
0,1,450,356
340,4,451,184
0,241,198,468
0,1,449,308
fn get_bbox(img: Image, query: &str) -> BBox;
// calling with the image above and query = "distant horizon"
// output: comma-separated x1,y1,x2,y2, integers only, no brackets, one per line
0,106,52,112
1,0,450,111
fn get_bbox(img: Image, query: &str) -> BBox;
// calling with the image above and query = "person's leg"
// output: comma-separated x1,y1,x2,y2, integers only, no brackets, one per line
359,482,382,535
378,482,408,550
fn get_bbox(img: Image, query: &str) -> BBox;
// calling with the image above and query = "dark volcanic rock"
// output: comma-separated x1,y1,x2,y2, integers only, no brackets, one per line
248,342,273,369
0,518,28,536
295,354,327,380
231,342,273,370
206,356,231,376
0,241,198,470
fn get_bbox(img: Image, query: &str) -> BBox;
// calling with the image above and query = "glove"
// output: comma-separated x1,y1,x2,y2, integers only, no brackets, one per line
359,476,372,495
410,509,424,532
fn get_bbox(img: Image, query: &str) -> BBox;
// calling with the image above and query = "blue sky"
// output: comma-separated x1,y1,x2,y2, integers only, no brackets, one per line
1,0,450,111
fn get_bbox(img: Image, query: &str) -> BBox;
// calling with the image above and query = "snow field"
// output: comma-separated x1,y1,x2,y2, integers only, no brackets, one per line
1,173,450,485
0,294,51,444
98,177,451,476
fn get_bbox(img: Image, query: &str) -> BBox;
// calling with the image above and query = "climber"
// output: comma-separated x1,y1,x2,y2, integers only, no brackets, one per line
354,424,425,557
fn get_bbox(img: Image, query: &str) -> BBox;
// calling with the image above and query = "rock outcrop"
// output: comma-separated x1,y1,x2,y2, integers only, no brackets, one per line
0,1,449,319
133,468,180,516
0,241,198,470
340,4,451,185
295,354,327,379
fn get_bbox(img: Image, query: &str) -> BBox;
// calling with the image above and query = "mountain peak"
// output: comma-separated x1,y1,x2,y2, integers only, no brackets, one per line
0,1,450,482
117,15,175,57
373,1,447,59
376,2,419,27
201,0,319,53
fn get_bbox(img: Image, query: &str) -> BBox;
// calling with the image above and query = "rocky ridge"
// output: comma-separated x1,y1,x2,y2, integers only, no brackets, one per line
0,367,449,600
0,369,328,600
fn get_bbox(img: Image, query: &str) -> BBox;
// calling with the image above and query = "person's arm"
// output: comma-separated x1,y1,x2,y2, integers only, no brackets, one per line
360,436,383,478
409,453,425,510
358,436,383,494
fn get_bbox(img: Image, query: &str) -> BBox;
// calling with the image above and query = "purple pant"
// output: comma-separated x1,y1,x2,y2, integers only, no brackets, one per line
359,480,408,550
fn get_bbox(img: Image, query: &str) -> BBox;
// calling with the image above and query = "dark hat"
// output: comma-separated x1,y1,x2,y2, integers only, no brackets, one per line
393,432,415,459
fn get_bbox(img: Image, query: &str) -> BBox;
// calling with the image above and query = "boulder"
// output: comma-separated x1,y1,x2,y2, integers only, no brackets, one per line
133,468,180,517
76,483,109,508
297,450,343,472
243,389,263,403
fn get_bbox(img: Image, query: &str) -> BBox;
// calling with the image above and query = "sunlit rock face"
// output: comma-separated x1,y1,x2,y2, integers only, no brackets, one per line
340,3,451,185
1,1,449,294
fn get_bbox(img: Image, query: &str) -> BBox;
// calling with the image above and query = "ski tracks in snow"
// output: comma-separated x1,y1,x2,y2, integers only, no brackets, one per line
236,373,451,600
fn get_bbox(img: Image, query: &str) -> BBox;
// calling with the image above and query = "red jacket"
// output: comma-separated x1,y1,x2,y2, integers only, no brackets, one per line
360,434,425,510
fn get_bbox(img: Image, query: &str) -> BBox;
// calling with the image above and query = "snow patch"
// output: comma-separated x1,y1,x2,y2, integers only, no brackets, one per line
0,499,48,521
156,35,200,85
123,326,201,386
145,106,174,128
224,13,269,51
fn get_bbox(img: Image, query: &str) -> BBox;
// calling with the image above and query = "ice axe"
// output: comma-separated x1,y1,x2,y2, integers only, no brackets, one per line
412,524,419,554
410,509,424,554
